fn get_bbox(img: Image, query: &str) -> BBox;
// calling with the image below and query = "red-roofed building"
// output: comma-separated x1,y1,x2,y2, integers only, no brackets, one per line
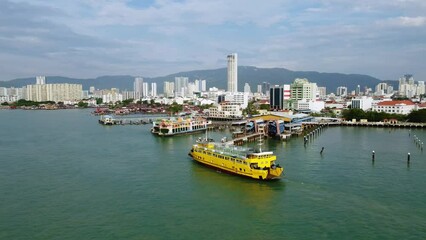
417,102,426,110
372,100,415,115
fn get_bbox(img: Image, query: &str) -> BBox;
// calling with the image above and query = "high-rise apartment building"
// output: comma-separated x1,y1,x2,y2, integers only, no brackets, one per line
26,83,82,102
262,82,270,95
201,80,207,92
290,78,317,101
164,81,174,97
375,83,388,95
175,77,188,97
133,77,144,99
317,87,326,99
244,83,251,93
142,82,149,97
151,82,157,97
336,86,348,97
227,53,238,92
36,76,46,85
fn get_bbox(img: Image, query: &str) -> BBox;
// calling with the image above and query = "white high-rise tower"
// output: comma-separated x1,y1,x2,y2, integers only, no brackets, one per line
133,77,143,99
36,76,46,85
227,53,238,93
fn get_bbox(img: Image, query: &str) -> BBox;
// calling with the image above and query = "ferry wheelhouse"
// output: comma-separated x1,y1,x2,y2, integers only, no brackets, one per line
188,138,283,180
151,117,211,136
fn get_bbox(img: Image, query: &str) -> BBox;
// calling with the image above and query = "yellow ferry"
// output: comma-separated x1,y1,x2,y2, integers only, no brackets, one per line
188,138,283,180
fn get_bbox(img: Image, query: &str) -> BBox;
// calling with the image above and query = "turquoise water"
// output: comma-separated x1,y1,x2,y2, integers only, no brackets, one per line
0,110,425,239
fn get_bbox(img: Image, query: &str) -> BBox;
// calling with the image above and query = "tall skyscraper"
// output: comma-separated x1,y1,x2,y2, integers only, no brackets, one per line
142,82,149,97
262,82,270,95
201,80,206,92
151,82,157,97
336,86,348,97
36,76,46,85
174,77,188,97
270,86,284,110
244,83,251,93
133,77,143,99
163,81,174,97
227,53,238,92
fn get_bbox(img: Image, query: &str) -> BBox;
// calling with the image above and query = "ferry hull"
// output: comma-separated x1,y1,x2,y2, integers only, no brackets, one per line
188,151,283,180
152,127,208,137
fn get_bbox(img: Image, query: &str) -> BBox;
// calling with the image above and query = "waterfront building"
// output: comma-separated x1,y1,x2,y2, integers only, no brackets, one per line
102,89,123,104
372,100,415,115
270,85,284,110
26,82,82,102
219,92,249,109
36,76,46,85
0,86,26,103
244,83,251,93
89,86,95,94
336,86,348,97
351,96,373,111
257,85,262,94
227,53,238,93
134,77,144,99
294,100,325,113
208,102,243,120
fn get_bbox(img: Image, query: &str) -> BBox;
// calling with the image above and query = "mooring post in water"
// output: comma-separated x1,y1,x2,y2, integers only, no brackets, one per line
407,153,411,164
372,151,375,162
320,147,324,155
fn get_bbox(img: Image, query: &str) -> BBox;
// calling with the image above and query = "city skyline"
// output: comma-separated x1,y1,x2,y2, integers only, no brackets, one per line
0,1,425,81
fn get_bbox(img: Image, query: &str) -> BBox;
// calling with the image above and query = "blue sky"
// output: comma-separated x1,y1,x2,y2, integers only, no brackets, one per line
0,0,425,81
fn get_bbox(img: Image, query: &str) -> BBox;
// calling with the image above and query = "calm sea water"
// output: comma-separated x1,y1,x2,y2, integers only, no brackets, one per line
1,109,425,240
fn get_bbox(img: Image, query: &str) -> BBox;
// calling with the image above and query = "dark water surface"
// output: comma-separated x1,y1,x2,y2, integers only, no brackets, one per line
1,110,425,239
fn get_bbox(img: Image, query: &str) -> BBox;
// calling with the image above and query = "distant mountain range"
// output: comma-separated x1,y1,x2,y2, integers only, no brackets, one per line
0,66,398,93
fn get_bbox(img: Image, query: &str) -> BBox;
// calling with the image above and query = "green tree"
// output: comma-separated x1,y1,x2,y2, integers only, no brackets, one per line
244,101,259,116
122,99,134,106
96,98,103,105
259,104,270,110
407,109,426,123
1,102,9,106
168,102,183,114
77,101,88,108
341,108,366,121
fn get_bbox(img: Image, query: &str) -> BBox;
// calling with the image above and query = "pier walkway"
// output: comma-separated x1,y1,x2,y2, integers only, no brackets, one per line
302,121,426,128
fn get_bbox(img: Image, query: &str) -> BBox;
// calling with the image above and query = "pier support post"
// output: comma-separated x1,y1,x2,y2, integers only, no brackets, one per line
407,153,410,164
372,151,375,162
